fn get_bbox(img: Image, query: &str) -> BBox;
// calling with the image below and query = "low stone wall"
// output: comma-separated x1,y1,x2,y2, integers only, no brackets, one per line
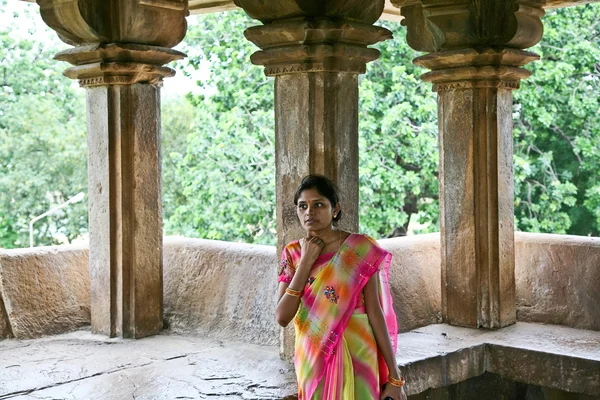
380,231,600,332
1,232,599,340
163,237,279,346
161,235,444,344
515,232,600,331
379,234,442,332
0,245,90,339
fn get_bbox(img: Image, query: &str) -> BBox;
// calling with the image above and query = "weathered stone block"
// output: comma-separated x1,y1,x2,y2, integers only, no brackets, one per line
163,237,279,346
380,233,442,332
0,293,11,339
515,232,600,332
0,245,90,339
397,323,600,397
488,344,600,397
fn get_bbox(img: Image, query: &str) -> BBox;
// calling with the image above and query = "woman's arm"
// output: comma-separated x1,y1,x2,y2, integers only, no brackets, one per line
275,258,313,327
275,237,324,327
364,274,407,400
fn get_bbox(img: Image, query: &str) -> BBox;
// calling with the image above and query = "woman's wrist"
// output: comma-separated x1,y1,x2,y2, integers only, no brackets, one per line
387,375,405,388
293,261,313,281
285,287,303,297
287,267,311,291
388,368,402,380
297,257,313,271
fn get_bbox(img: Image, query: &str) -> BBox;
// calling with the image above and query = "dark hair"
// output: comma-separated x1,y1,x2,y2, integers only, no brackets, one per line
293,175,342,222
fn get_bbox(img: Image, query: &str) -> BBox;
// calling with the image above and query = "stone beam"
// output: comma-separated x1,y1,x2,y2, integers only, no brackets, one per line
539,0,598,7
391,0,599,8
20,0,600,15
188,0,239,14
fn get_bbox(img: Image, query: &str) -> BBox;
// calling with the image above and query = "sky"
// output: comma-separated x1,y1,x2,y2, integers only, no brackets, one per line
1,0,206,98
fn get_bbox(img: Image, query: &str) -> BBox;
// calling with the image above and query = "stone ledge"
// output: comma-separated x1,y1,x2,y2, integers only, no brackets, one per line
398,323,600,396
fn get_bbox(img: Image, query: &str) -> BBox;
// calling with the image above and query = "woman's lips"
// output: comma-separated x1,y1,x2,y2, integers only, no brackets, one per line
305,219,315,225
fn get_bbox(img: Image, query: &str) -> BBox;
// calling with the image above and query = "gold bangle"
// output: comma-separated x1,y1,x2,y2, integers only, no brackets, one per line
387,375,405,388
285,287,303,297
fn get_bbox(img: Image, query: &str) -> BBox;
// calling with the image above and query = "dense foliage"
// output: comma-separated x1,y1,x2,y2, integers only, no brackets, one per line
0,1,87,248
1,2,599,248
513,5,600,235
163,14,277,243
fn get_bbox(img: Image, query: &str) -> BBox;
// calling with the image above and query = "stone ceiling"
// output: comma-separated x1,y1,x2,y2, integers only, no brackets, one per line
20,0,600,23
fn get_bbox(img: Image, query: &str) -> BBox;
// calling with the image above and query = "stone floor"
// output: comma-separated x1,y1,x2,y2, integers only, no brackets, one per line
1,322,599,399
0,331,297,400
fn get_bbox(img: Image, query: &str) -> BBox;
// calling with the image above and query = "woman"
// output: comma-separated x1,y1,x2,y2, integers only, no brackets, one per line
276,175,407,400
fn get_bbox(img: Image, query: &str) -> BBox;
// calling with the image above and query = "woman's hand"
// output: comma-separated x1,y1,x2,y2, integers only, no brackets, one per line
299,236,325,268
380,383,407,400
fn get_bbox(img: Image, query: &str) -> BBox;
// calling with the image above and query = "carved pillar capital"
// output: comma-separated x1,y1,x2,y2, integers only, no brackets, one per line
414,47,539,91
233,0,385,24
393,0,545,52
243,19,392,76
37,0,188,47
54,43,185,88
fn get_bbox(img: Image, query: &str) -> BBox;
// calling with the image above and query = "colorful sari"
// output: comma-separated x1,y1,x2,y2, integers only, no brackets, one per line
279,234,397,399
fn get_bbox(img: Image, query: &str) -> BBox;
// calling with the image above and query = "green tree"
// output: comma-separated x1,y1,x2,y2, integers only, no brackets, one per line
0,2,88,248
3,3,600,248
163,11,277,244
514,4,600,235
359,21,439,238
162,12,439,243
164,6,600,242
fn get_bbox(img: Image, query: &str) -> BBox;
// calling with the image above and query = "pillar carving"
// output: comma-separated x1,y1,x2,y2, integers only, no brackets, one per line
37,1,187,338
37,0,187,47
235,0,391,358
393,0,544,52
394,0,544,329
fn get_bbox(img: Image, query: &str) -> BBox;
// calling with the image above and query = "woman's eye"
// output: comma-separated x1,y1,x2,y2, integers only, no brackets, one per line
315,203,323,207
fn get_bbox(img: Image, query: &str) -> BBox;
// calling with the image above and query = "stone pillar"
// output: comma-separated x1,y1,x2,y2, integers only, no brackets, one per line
37,1,187,338
394,0,545,328
234,0,392,357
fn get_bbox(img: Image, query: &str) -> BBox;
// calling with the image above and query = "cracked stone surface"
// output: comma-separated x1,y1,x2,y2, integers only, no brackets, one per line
396,322,600,397
1,322,599,399
0,330,296,400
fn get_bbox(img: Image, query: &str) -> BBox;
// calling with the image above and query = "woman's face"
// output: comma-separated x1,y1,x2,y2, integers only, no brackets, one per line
296,188,338,232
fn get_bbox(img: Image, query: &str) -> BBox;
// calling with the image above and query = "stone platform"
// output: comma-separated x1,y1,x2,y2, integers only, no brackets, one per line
398,323,600,397
0,331,297,399
1,322,599,399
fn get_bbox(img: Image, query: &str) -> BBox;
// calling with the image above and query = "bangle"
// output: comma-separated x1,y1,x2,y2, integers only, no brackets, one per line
285,287,303,297
387,375,405,388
